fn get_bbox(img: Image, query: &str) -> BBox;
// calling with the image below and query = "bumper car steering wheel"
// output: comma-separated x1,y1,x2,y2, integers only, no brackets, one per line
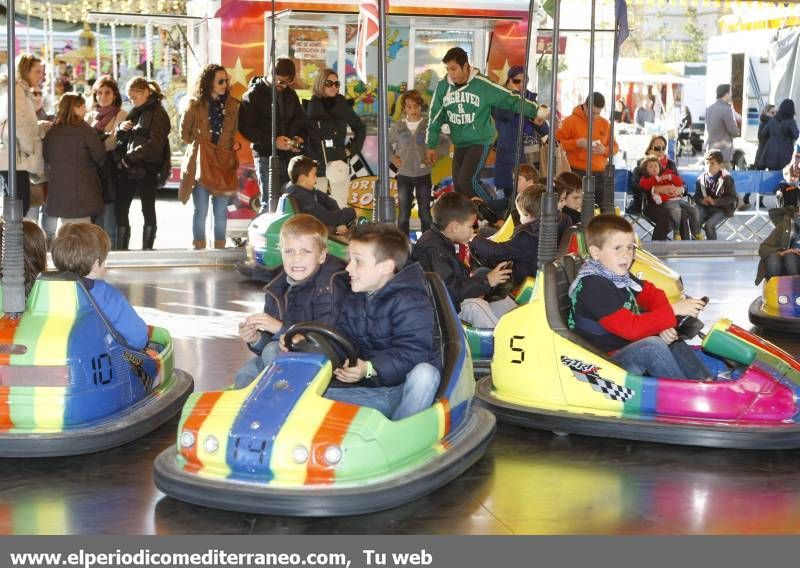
283,322,358,369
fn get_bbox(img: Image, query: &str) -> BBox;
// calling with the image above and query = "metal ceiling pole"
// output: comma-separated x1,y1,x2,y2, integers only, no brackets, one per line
374,0,394,223
509,0,538,211
537,0,561,269
266,0,280,213
3,0,27,316
602,2,622,215
579,0,597,228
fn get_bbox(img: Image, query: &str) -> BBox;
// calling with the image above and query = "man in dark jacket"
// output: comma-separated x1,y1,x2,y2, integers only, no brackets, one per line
326,223,441,421
411,192,514,328
234,214,346,388
239,57,307,211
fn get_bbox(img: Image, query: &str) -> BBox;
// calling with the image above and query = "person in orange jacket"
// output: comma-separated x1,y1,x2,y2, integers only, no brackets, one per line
556,92,618,207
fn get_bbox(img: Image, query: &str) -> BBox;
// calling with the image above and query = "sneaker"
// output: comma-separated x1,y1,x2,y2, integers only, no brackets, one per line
673,235,682,241
694,233,706,240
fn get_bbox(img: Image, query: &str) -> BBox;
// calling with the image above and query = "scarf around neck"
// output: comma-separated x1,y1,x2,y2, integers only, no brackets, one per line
568,258,642,300
92,105,120,132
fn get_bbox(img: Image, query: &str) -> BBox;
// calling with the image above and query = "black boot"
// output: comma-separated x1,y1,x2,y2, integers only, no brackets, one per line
115,226,131,251
142,225,156,250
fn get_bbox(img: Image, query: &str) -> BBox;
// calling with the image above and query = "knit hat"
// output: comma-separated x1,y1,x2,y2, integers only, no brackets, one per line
507,65,525,84
716,83,731,99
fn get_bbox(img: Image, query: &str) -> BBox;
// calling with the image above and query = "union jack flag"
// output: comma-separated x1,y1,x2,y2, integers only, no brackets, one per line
355,0,381,83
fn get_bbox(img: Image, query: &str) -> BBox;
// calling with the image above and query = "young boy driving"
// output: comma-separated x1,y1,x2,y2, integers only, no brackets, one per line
469,184,543,286
412,192,515,328
326,223,441,421
568,215,710,379
234,214,346,388
285,155,356,235
50,222,148,350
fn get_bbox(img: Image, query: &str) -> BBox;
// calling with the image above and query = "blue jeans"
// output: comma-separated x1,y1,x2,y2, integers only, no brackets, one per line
325,362,441,420
254,156,289,212
765,251,800,279
93,202,117,243
696,205,727,240
396,174,432,235
233,341,282,389
612,336,710,379
192,185,231,242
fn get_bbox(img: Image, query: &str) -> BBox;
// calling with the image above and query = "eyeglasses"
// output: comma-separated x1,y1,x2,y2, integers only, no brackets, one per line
510,78,523,85
324,80,341,88
216,78,229,86
32,91,42,96
276,80,291,86
651,145,665,152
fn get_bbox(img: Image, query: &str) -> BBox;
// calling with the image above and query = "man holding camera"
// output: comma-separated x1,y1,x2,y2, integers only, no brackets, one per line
239,57,307,211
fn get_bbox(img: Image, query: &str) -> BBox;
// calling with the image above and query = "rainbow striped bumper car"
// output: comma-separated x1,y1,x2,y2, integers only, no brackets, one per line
154,274,496,516
236,194,349,282
0,273,193,457
477,255,800,449
748,276,800,333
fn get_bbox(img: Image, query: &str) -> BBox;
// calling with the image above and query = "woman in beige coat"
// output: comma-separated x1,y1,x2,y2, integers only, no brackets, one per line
0,54,51,215
86,75,128,247
179,64,240,249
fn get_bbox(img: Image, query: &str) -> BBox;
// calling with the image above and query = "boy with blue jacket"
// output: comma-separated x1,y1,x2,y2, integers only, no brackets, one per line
326,223,441,420
50,222,148,349
235,214,346,388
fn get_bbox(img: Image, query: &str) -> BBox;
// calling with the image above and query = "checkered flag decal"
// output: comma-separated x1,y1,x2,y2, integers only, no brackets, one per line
348,153,398,179
349,152,373,179
560,356,634,402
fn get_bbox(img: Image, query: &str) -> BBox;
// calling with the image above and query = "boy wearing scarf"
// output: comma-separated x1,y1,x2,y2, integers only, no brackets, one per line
568,215,709,379
692,150,738,240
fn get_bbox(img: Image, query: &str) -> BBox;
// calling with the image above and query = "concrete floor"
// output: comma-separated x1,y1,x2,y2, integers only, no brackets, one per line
3,257,800,535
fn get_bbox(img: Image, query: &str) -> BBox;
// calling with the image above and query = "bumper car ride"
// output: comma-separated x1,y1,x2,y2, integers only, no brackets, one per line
154,274,495,516
748,275,800,333
477,256,800,449
0,273,193,457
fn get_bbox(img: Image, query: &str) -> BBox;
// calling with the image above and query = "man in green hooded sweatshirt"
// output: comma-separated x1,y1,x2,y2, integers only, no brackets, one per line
425,47,539,202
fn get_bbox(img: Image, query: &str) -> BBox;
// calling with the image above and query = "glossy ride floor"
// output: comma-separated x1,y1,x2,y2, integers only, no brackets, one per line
3,257,800,535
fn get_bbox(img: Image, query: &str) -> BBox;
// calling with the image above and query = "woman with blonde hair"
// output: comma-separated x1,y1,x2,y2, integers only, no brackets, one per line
305,68,365,207
0,54,52,215
43,93,106,225
115,77,171,250
86,75,128,247
179,63,240,249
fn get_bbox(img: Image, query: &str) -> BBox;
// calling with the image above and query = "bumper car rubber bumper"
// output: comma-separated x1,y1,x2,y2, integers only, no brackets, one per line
153,407,496,516
476,375,800,450
748,297,800,333
0,370,194,457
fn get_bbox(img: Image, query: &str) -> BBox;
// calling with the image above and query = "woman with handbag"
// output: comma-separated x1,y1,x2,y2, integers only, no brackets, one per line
43,93,106,225
179,64,240,250
0,54,51,216
305,69,366,208
115,77,171,250
86,75,128,247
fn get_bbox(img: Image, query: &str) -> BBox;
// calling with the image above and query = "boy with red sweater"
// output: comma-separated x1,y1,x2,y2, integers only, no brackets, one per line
568,215,710,379
638,156,701,240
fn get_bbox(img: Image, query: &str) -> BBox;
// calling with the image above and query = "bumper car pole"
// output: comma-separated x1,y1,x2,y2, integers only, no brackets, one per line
602,1,622,215
538,0,561,268
580,0,597,226
2,0,26,317
374,0,395,223
507,0,538,216
266,0,280,214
